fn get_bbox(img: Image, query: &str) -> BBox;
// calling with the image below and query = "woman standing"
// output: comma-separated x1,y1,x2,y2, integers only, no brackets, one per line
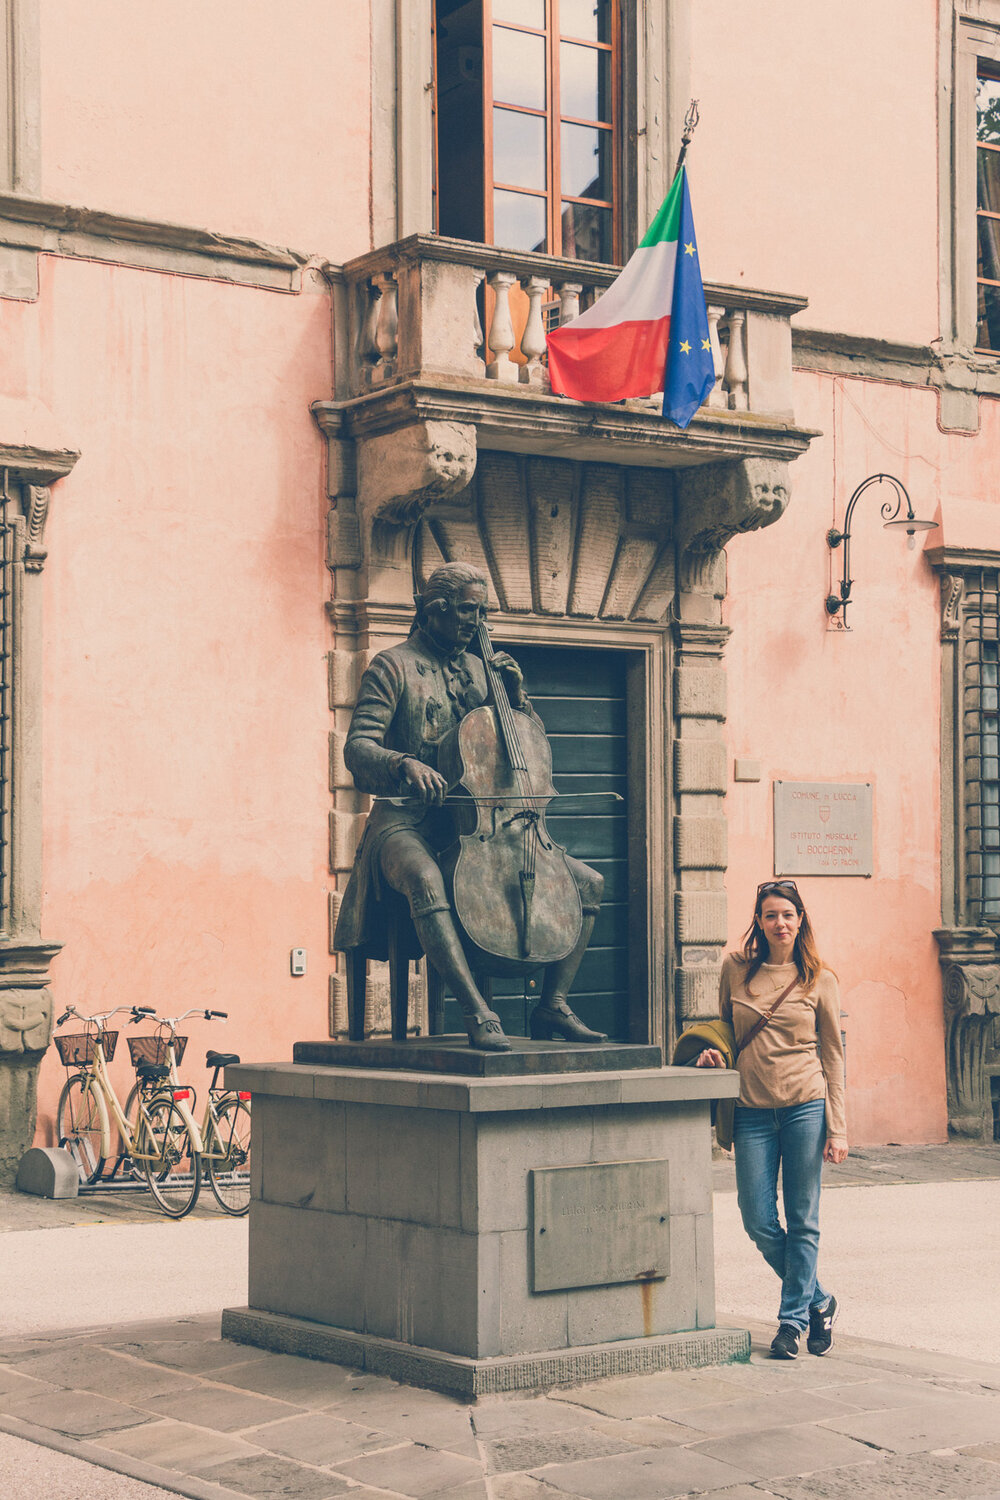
696,880,847,1360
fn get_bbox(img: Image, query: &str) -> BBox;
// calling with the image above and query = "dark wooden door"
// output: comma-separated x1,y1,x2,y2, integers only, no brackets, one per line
441,642,646,1042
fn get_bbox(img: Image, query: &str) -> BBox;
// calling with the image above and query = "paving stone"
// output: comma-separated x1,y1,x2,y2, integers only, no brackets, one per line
690,1422,885,1480
585,1415,707,1448
677,1389,859,1436
424,1482,490,1500
0,1365,58,1399
550,1371,749,1419
709,1354,892,1395
822,1394,1000,1454
694,1489,789,1500
252,1411,399,1464
335,1440,483,1497
97,1417,260,1472
3,1388,152,1437
484,1426,635,1474
211,1353,366,1406
816,1378,964,1412
140,1381,299,1431
194,1452,353,1497
765,1450,1000,1498
471,1397,599,1438
491,1478,591,1500
11,1345,198,1401
322,1384,477,1452
528,1444,753,1499
112,1336,274,1372
961,1440,1000,1463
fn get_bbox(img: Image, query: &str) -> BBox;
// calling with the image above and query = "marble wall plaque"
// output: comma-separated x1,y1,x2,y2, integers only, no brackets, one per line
773,780,873,877
530,1159,670,1292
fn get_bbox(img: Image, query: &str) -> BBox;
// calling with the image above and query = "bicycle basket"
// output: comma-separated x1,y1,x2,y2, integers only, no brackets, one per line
127,1035,187,1068
55,1031,118,1066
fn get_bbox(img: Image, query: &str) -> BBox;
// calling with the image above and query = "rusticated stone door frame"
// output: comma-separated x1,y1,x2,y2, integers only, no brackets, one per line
320,420,795,1058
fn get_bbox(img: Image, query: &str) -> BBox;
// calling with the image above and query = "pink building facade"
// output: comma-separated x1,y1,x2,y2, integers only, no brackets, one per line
0,0,996,1174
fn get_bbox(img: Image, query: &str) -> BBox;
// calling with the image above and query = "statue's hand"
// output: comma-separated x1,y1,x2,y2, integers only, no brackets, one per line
400,757,448,805
492,651,527,706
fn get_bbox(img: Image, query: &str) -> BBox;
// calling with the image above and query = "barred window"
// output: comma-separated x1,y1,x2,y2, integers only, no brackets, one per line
0,486,13,934
961,568,1000,921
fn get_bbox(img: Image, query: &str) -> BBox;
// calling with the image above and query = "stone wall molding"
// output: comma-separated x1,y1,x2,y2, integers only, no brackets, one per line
934,926,1000,1141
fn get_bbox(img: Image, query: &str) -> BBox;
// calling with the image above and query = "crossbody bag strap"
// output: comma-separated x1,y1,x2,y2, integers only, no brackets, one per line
737,974,800,1056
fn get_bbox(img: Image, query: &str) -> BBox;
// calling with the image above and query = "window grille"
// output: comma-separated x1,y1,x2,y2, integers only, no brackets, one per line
962,568,1000,921
0,479,14,934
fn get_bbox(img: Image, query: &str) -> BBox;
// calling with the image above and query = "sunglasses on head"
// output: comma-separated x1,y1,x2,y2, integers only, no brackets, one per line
756,879,799,898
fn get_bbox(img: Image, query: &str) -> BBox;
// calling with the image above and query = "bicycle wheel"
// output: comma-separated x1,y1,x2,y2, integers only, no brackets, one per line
56,1074,108,1184
206,1097,251,1215
136,1097,202,1218
114,1082,143,1176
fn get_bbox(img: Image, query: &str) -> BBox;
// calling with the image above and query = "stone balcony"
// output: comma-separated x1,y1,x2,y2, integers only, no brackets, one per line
317,233,816,484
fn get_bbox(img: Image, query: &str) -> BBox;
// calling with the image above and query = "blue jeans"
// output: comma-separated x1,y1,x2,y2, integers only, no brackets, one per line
734,1098,830,1331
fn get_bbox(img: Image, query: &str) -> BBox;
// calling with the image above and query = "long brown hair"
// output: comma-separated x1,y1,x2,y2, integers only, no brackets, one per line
739,881,825,994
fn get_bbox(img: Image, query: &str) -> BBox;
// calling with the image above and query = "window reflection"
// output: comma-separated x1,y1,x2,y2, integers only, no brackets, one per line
493,25,546,110
977,279,1000,350
494,188,548,252
493,0,545,26
561,121,611,199
561,200,612,262
560,40,611,122
978,75,1000,144
560,0,612,42
494,108,547,190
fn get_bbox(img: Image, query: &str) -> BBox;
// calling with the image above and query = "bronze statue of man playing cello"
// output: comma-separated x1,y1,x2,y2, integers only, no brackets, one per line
334,562,606,1053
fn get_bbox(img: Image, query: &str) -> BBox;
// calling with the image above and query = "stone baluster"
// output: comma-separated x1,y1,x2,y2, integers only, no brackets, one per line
371,271,398,384
556,280,583,328
486,270,519,381
722,307,748,410
358,279,382,390
519,275,548,386
472,270,486,371
706,306,726,409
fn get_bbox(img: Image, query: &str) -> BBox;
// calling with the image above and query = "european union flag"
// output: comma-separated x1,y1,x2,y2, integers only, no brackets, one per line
662,170,715,429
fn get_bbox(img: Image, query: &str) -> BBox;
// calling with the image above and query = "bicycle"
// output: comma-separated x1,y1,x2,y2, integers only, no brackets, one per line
55,1004,203,1218
121,1008,251,1216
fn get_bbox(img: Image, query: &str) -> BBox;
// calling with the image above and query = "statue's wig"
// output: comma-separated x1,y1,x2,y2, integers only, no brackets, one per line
413,563,489,628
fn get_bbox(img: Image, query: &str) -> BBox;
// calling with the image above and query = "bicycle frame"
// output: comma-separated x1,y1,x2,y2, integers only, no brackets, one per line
129,1010,248,1163
57,1010,179,1170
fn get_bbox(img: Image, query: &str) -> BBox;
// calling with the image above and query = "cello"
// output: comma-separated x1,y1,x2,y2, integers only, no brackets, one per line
437,622,583,976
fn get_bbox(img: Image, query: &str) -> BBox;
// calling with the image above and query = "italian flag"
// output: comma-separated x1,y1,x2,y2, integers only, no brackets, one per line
546,167,714,428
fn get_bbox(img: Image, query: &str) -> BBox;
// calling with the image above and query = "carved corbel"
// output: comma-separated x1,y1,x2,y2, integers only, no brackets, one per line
356,420,477,528
674,457,791,568
939,572,964,640
23,486,50,573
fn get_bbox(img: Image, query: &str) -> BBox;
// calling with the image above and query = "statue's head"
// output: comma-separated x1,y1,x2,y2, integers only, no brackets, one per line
414,563,489,652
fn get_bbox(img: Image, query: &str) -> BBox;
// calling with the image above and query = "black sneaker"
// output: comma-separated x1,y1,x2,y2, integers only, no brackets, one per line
807,1295,838,1356
770,1323,800,1359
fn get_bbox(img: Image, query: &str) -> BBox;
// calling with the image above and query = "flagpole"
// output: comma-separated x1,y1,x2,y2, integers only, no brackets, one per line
674,99,700,175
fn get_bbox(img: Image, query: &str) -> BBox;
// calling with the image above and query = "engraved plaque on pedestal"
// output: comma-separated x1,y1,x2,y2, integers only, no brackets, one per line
773,780,873,877
530,1159,670,1292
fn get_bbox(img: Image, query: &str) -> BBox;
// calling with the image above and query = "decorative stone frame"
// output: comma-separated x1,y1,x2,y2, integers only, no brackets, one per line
0,0,40,197
0,442,78,1180
929,544,1000,1140
317,394,792,1057
371,0,690,254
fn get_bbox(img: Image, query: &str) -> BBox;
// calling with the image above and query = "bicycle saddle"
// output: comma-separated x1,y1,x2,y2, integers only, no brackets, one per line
136,1062,169,1082
206,1050,240,1068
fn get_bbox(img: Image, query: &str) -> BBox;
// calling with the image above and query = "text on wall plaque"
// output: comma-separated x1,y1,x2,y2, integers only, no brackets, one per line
773,780,873,877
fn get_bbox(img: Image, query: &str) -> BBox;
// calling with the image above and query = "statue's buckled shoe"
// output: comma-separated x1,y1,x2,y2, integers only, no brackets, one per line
465,1009,512,1052
529,1001,607,1044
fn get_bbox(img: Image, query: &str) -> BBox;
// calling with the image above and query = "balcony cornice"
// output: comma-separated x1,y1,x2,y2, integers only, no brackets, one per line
313,380,818,472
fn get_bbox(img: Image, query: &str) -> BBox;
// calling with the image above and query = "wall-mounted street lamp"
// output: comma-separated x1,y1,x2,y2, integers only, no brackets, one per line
825,473,938,624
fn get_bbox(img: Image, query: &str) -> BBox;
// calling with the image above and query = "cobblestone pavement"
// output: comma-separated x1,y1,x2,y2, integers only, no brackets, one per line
1,1313,1000,1500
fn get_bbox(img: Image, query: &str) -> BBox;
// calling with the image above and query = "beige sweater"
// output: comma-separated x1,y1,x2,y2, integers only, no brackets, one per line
719,953,847,1145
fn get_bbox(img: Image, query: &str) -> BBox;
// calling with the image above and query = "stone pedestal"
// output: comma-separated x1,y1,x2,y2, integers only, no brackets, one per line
222,1042,746,1396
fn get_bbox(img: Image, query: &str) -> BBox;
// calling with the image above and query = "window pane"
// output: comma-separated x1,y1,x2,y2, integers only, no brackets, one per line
493,0,545,25
560,0,613,41
979,215,1000,283
977,147,1000,212
494,188,548,251
561,199,612,261
559,40,611,122
494,107,547,189
561,120,611,199
978,74,1000,143
493,25,546,110
977,279,1000,349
